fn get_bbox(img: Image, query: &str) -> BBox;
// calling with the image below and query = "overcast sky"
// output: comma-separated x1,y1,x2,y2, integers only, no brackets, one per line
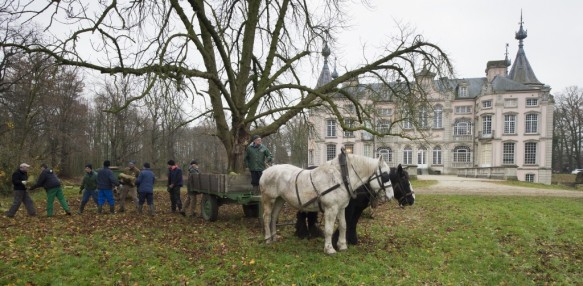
324,0,582,94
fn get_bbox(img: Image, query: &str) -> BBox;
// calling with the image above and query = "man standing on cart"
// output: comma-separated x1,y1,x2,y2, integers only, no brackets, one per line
244,135,272,195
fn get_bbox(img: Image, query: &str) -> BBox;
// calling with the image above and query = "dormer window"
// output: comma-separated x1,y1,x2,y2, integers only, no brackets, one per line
459,86,468,97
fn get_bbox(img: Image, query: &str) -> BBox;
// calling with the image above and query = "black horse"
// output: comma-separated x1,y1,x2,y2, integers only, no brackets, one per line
294,164,415,247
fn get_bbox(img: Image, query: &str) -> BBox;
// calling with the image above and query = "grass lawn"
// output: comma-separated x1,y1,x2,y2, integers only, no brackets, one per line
1,187,582,285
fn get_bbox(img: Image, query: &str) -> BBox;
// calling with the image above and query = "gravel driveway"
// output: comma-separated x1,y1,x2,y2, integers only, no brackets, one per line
415,175,583,198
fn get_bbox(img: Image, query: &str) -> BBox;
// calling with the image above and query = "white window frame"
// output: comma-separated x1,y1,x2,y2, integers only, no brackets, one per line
524,142,537,165
526,98,539,107
403,147,412,164
326,119,336,137
482,115,492,135
378,148,393,163
482,100,492,109
343,118,354,138
525,173,535,182
503,142,515,165
525,113,538,134
453,146,471,163
417,147,427,164
504,114,516,134
432,146,442,165
433,105,443,128
454,120,472,136
326,144,337,161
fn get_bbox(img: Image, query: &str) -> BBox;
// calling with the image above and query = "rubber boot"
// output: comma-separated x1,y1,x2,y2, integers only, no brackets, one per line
97,205,103,214
138,205,143,214
109,205,115,214
78,202,85,214
148,205,155,216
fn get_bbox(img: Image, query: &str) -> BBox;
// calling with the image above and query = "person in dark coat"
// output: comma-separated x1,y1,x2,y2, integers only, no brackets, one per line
78,163,98,214
244,135,272,194
182,160,200,217
29,163,71,217
136,162,156,215
96,160,119,214
167,160,183,214
5,163,37,217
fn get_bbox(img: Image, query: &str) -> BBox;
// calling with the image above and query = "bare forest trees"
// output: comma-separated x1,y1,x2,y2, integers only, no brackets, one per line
0,1,453,173
553,86,583,172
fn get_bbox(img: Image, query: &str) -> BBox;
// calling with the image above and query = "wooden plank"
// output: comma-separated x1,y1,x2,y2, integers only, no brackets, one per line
225,174,253,193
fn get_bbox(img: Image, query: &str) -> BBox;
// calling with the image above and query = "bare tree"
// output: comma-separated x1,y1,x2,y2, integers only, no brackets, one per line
553,86,583,171
0,1,453,172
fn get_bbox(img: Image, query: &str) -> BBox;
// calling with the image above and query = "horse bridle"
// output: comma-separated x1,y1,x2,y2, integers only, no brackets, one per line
392,172,414,206
351,164,390,205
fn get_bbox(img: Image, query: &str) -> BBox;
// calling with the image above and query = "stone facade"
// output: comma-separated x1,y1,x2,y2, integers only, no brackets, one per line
307,17,554,184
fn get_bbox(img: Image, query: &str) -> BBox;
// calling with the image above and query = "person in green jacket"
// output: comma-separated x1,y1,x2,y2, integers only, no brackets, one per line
244,135,272,194
78,164,98,214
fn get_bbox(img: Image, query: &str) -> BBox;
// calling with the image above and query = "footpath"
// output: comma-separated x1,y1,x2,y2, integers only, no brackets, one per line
415,175,583,198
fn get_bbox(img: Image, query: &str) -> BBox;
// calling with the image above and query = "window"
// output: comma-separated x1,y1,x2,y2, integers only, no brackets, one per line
344,144,354,154
525,113,538,134
378,148,393,163
433,105,443,128
432,146,442,165
482,100,492,109
504,99,518,108
326,119,336,137
402,118,412,129
459,86,468,97
417,147,427,164
308,150,314,166
403,146,412,165
455,106,472,114
419,107,429,128
504,114,516,134
525,173,535,182
524,142,537,165
454,120,472,136
502,142,515,164
378,108,393,116
526,98,538,106
453,146,471,163
345,104,355,114
377,119,391,134
326,144,336,161
364,144,372,157
362,120,373,140
482,115,492,135
343,118,354,137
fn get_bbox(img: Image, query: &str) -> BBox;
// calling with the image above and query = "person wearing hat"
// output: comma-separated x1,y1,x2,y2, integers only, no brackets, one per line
29,163,72,217
166,159,184,214
96,160,119,214
182,160,200,217
117,160,140,213
136,162,156,215
244,135,273,194
78,163,98,214
5,163,37,218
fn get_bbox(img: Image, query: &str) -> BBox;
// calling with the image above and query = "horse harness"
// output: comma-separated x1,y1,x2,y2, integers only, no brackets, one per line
294,155,387,212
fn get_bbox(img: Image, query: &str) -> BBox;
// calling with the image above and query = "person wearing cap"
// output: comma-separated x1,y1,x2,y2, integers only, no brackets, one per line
244,135,273,194
136,162,156,215
5,163,37,218
29,163,72,217
117,160,140,213
96,160,119,214
167,159,184,214
78,163,98,214
182,160,200,217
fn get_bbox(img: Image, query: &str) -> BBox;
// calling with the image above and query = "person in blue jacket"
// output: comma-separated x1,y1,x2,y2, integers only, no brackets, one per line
96,160,119,214
136,162,156,216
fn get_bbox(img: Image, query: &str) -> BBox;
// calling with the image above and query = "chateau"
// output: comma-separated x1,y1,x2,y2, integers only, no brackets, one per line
307,17,554,184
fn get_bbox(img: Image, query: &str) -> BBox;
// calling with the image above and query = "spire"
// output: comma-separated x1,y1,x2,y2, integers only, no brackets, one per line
331,57,339,79
508,11,542,85
316,41,332,88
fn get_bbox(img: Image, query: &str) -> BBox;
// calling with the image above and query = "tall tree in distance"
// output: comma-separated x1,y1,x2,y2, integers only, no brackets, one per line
0,1,453,173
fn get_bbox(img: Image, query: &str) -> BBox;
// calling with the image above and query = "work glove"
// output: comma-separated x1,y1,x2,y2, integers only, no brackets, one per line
21,181,27,186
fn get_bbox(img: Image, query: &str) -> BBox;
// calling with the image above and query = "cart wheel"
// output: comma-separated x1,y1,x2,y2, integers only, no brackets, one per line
242,204,259,218
201,194,218,221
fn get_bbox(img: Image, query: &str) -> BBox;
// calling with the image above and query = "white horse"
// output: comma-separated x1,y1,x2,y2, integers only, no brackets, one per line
260,153,394,254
